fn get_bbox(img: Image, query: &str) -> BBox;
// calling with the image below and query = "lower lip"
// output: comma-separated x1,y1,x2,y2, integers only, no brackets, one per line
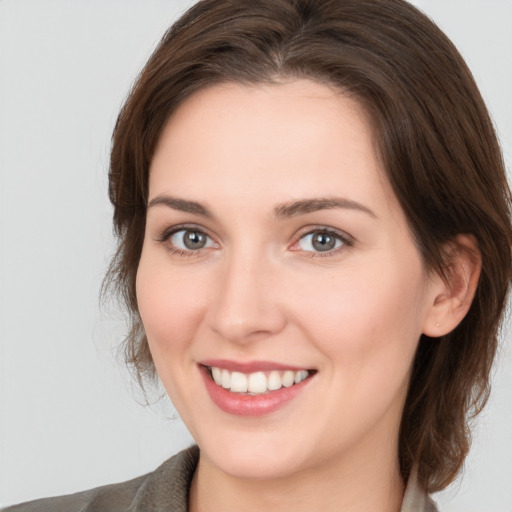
200,366,313,417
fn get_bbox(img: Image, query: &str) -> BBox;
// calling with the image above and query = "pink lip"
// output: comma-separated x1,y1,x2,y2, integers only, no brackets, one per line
199,359,310,373
198,364,314,417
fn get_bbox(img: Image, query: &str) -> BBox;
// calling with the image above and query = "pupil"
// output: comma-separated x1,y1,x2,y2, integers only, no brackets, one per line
312,233,335,251
184,231,206,249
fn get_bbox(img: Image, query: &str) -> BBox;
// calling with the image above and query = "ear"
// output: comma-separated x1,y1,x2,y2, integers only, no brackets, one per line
422,234,481,337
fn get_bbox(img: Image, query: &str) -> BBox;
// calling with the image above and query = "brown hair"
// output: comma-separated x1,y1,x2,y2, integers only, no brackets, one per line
105,0,512,492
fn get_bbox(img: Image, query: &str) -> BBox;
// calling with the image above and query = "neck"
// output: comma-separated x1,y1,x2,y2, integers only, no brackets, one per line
189,443,405,512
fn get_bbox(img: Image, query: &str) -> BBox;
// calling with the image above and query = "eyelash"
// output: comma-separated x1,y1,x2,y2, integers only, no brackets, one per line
292,227,354,257
156,225,215,258
156,225,354,258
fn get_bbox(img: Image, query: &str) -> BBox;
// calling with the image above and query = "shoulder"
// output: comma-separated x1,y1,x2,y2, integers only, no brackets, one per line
1,445,199,512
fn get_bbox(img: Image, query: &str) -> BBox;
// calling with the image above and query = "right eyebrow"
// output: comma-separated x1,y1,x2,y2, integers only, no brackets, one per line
147,195,214,218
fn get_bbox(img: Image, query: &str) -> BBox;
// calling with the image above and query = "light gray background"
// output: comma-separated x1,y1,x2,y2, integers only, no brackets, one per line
0,1,511,510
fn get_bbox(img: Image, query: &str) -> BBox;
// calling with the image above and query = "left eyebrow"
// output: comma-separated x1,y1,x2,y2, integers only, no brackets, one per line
273,197,377,219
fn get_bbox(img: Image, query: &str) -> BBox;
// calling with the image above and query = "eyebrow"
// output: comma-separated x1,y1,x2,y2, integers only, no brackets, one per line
147,194,376,220
147,195,214,218
274,197,377,219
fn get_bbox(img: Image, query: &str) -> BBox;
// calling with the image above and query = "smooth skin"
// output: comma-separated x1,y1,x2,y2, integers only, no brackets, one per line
136,80,480,512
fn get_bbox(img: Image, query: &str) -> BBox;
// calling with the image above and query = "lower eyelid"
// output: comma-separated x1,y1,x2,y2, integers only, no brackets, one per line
165,247,205,258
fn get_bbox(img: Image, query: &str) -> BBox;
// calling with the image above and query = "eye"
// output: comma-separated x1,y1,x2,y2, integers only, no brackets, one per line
169,228,216,252
296,229,348,254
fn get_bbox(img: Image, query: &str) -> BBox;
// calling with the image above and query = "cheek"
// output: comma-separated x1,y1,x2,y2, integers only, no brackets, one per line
289,254,428,371
135,252,208,360
135,252,215,422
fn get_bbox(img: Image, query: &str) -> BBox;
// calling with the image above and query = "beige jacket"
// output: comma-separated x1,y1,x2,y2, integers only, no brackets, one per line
3,446,438,511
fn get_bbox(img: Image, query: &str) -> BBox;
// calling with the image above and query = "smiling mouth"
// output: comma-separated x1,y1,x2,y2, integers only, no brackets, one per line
206,366,315,395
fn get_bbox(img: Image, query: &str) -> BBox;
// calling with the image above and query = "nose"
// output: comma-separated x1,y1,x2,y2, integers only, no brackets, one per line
206,248,287,344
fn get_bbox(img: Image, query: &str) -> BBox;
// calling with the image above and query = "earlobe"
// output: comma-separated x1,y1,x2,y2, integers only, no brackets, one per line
423,234,481,337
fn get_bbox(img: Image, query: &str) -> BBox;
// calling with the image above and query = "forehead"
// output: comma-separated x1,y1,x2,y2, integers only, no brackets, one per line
149,79,398,219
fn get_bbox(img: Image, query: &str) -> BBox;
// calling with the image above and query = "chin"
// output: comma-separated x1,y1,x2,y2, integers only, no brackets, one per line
196,430,313,480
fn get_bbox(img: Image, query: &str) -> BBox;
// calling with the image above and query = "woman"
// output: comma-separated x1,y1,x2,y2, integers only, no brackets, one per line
3,0,511,510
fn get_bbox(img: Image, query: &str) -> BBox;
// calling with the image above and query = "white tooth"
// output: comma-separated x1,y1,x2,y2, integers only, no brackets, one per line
230,371,248,392
248,372,268,393
211,367,222,385
295,370,309,383
267,370,282,391
282,370,295,387
221,369,231,389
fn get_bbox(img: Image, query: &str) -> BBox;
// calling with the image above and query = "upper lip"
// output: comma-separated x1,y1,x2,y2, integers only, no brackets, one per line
199,359,312,373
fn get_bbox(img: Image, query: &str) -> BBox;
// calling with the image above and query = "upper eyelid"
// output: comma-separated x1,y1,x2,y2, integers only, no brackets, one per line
294,225,354,243
157,223,213,242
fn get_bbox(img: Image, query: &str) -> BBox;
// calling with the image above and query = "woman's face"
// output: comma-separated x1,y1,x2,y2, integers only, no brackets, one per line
137,80,439,480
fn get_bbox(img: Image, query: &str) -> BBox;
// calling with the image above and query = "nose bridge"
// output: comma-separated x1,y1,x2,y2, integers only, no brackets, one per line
207,242,285,343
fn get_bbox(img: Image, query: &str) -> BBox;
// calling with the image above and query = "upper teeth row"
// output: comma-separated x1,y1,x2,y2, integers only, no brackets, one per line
210,367,310,394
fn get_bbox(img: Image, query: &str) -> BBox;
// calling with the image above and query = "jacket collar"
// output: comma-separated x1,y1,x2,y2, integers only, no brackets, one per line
400,464,439,512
